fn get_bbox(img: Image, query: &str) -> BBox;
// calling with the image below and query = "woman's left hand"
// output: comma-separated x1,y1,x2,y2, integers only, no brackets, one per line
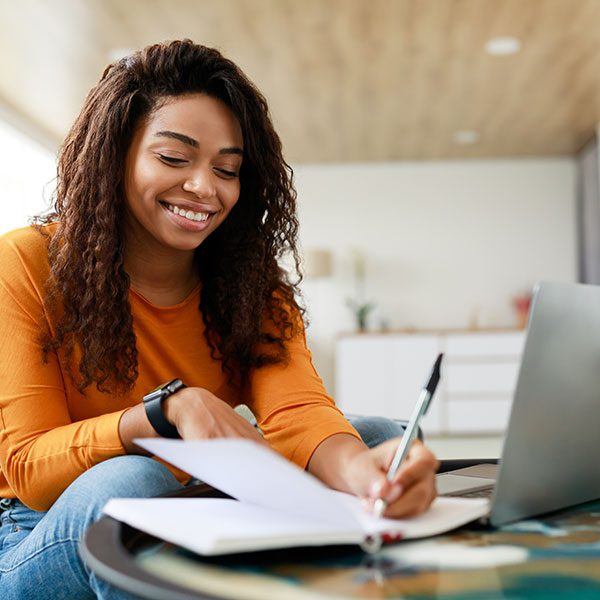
345,438,439,518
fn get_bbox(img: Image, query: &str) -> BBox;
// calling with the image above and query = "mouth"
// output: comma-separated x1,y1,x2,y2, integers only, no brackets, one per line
160,201,215,223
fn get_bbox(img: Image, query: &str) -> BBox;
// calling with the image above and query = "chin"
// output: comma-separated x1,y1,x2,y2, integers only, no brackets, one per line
172,239,207,252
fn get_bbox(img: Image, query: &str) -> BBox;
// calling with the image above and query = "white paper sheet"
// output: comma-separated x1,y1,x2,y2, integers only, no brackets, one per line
104,494,490,555
104,497,364,555
331,491,490,537
114,438,492,556
135,438,359,527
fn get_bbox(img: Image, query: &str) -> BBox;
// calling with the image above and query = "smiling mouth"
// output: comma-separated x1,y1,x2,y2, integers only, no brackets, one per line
162,202,213,222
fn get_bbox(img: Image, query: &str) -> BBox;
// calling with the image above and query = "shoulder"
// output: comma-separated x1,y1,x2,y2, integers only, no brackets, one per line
0,223,56,258
0,224,56,290
262,288,306,342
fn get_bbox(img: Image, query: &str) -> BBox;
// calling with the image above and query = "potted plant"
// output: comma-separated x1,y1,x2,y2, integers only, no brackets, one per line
346,250,375,332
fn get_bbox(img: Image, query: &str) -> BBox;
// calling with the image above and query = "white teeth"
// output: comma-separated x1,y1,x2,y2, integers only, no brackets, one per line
166,203,210,222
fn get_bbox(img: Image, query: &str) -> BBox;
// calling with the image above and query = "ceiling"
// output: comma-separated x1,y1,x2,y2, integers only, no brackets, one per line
1,0,599,162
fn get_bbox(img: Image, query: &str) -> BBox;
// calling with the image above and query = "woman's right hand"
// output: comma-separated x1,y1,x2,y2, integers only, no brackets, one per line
118,387,266,454
164,387,267,445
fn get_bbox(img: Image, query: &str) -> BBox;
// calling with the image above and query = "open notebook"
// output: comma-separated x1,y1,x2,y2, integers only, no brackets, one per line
103,438,489,556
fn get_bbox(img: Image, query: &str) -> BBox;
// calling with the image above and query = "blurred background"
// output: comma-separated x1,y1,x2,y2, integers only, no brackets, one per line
2,0,599,456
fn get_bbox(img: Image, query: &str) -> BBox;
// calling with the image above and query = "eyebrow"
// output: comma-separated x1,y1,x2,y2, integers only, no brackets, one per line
155,130,243,155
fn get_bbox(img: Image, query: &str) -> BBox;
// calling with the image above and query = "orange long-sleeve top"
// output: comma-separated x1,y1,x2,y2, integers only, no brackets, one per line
0,225,359,511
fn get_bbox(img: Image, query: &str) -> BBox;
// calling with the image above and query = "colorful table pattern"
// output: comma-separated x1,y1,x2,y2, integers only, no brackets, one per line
135,500,600,599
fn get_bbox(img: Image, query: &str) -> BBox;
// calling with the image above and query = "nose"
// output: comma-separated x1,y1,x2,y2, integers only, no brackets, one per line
182,168,216,199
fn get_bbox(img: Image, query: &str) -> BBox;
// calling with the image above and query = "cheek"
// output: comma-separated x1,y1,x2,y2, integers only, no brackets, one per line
221,182,241,211
133,163,160,199
127,157,175,208
125,162,151,210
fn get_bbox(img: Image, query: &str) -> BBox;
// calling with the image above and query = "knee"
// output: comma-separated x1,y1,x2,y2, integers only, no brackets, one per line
52,456,182,521
348,416,407,448
78,455,181,499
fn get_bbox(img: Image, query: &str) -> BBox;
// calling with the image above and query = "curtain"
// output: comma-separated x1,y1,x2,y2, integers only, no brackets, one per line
577,135,600,284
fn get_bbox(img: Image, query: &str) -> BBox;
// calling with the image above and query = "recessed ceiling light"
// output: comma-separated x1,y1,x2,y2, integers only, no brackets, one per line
485,37,522,56
108,48,135,62
453,130,480,145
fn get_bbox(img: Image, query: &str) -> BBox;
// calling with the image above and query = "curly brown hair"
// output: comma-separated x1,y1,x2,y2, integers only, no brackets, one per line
35,39,304,394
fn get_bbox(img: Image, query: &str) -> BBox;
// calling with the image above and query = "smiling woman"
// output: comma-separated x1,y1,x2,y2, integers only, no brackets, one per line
0,40,437,599
124,94,243,257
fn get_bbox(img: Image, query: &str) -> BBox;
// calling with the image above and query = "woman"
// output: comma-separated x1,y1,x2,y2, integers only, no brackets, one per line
0,40,437,598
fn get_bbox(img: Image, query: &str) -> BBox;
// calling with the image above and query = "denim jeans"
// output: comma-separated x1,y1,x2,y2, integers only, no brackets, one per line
0,416,404,599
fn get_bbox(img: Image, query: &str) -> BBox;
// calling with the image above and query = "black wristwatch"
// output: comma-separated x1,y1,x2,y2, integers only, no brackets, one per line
143,379,186,439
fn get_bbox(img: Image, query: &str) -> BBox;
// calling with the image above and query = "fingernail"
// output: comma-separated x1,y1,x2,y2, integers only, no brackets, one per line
386,483,404,503
370,480,385,497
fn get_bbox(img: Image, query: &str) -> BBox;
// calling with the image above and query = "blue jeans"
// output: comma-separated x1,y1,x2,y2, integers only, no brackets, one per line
0,416,404,599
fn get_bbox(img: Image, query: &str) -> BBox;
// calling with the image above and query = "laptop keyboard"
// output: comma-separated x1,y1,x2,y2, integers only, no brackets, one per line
444,485,494,499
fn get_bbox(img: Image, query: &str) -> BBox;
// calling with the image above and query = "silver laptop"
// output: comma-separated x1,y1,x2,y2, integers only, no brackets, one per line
437,281,600,526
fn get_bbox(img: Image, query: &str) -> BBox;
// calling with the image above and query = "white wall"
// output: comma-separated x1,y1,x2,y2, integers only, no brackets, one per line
295,158,578,393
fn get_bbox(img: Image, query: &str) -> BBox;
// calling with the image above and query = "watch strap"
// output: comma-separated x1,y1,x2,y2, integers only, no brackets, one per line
143,379,185,439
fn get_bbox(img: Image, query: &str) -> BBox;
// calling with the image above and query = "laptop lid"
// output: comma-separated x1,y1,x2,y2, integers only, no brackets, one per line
490,281,600,526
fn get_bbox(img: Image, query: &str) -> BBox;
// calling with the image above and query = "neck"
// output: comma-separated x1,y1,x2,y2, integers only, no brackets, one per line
124,232,199,307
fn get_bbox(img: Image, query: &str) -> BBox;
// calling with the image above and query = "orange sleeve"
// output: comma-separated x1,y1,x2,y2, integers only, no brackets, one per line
0,230,127,511
247,312,361,470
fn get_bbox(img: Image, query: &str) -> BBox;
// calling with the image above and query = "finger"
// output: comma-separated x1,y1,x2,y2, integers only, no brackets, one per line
237,417,269,445
245,428,270,446
227,418,267,443
391,441,439,490
384,475,437,519
362,436,410,478
361,438,434,500
231,417,269,446
365,476,402,505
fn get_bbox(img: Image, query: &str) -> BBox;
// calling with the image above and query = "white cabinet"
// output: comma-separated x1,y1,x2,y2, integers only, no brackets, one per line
388,336,442,432
335,337,390,419
335,330,525,435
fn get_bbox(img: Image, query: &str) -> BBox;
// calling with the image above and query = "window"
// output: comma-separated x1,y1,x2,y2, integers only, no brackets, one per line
0,120,56,235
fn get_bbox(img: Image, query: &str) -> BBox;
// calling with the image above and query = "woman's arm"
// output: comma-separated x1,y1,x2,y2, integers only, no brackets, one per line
307,433,439,518
248,314,438,517
118,386,266,453
0,232,128,510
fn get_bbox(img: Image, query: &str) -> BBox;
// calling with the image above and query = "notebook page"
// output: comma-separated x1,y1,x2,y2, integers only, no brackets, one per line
104,498,365,555
332,491,491,539
136,438,359,528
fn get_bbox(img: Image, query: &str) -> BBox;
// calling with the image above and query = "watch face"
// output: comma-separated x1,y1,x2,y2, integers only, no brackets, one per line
166,379,184,393
145,379,183,402
143,388,164,402
148,383,166,395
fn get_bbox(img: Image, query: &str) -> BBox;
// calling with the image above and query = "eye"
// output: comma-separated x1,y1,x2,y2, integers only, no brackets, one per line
214,167,239,179
158,154,187,166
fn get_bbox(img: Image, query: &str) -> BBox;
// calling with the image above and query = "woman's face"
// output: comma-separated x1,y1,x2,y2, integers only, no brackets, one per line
124,93,243,252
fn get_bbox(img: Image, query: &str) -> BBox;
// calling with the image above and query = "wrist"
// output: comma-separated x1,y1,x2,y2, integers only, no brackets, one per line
143,379,186,439
118,404,154,455
163,387,188,428
338,442,370,486
309,434,367,492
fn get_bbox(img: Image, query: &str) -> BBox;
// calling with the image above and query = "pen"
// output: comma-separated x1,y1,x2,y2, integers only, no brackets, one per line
373,353,443,519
